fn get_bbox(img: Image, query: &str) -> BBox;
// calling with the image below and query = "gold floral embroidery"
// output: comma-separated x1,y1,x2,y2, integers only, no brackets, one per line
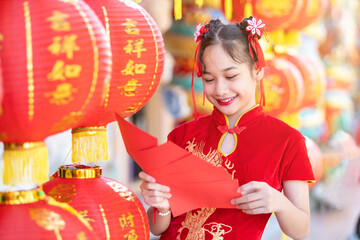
29,208,65,239
224,159,236,180
185,138,223,167
177,207,216,240
48,184,76,203
224,159,234,169
203,222,232,240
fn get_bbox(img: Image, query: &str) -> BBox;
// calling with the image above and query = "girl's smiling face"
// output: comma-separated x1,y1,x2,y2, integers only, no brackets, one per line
202,43,263,124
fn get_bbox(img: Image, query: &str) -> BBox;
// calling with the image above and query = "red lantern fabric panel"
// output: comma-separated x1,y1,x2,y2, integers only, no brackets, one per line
0,0,111,143
43,167,150,240
287,0,327,31
261,58,304,116
0,188,97,240
251,0,304,31
76,0,165,128
277,53,318,108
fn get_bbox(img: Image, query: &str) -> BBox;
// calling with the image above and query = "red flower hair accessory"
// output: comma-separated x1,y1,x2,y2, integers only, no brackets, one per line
194,23,208,43
246,17,265,38
246,17,266,106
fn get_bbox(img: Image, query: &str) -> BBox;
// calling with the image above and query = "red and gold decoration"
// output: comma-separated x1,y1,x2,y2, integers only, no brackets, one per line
285,0,327,31
276,52,320,108
43,165,150,240
224,0,304,31
0,187,97,239
259,57,304,117
0,0,111,185
71,0,165,163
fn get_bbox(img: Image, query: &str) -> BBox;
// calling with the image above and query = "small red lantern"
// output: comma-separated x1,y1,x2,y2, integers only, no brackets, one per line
0,0,112,185
0,188,98,239
259,57,304,116
276,52,318,108
71,0,165,163
43,165,150,240
286,0,327,31
250,0,305,31
305,136,323,189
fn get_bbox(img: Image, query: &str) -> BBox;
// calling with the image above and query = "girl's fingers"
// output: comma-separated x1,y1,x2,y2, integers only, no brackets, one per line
237,181,263,195
143,196,170,206
141,188,172,199
235,199,263,210
242,207,268,215
139,171,155,183
231,192,260,205
140,181,170,193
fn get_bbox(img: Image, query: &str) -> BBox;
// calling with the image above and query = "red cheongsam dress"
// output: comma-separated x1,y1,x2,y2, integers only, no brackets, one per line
159,105,315,240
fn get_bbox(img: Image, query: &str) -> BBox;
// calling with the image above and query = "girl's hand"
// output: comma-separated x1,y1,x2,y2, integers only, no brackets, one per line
139,171,171,212
231,181,284,215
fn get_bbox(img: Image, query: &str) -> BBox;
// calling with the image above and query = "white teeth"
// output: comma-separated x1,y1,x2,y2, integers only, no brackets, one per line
219,96,235,102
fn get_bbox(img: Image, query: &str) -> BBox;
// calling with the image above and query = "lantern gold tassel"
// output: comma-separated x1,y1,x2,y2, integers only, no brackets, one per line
3,142,48,186
284,30,300,46
244,0,253,17
174,0,182,20
224,0,233,20
195,0,204,7
71,126,109,163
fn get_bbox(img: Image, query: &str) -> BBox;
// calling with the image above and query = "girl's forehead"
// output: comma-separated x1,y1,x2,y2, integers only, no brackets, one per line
203,45,247,71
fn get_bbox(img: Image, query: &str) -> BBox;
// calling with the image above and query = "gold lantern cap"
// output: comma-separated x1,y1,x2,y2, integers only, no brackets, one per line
58,164,102,179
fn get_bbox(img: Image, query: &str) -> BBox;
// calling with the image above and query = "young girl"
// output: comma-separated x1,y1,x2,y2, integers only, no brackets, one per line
139,17,315,240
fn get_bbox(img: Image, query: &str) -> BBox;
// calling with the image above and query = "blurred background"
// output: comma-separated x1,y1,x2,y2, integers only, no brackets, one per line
1,0,360,239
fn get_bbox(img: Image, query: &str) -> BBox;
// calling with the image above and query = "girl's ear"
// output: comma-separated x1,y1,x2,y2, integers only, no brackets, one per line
254,67,264,81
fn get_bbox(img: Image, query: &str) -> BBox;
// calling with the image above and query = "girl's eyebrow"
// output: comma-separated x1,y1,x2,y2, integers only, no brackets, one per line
203,66,237,75
222,66,237,72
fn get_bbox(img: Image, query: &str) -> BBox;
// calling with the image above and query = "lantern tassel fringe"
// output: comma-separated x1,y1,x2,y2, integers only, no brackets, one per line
3,143,48,186
72,127,109,163
244,1,253,17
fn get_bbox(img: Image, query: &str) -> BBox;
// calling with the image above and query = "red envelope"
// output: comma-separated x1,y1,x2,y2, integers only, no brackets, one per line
116,114,240,217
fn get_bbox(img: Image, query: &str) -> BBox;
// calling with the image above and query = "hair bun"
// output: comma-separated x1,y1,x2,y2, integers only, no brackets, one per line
203,19,224,40
237,16,262,40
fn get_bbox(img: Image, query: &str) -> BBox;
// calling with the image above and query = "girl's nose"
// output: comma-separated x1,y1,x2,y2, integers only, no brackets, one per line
215,79,228,95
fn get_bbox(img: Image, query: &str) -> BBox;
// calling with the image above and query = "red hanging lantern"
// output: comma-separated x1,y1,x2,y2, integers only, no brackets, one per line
250,0,305,31
286,0,327,31
43,165,150,240
276,52,318,108
0,188,98,239
259,57,304,116
220,0,245,22
71,0,165,163
0,0,112,185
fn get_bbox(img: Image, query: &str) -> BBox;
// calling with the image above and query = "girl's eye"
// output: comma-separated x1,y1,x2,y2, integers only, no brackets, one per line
204,79,214,83
226,75,238,79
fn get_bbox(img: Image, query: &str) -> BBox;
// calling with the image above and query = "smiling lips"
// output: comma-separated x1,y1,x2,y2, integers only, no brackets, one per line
216,95,237,106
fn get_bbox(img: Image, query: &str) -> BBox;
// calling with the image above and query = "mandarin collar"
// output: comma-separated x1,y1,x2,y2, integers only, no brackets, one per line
211,105,264,128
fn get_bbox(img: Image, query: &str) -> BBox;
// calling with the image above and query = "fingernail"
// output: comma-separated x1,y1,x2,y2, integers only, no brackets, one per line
236,188,242,193
167,193,172,198
230,199,235,204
